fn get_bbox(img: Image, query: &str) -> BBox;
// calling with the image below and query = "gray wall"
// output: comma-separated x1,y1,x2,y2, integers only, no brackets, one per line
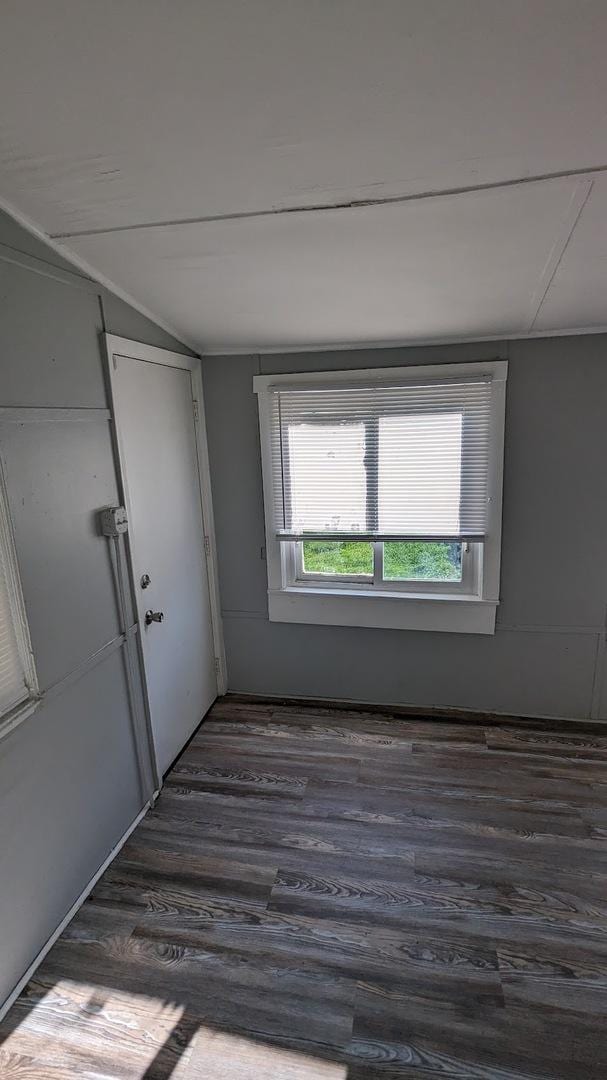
0,210,195,1009
203,336,607,720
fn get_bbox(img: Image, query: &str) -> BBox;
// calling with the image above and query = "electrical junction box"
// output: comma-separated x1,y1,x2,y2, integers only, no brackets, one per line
99,506,129,537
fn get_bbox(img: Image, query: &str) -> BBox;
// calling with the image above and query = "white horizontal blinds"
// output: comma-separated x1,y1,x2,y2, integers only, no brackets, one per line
0,533,28,716
270,376,493,541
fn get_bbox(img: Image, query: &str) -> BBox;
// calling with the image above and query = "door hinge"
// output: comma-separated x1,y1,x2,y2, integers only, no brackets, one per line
214,657,221,676
192,399,199,420
204,535,211,557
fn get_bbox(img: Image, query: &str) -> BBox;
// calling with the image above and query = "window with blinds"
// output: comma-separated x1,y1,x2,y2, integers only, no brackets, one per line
0,481,36,722
263,372,500,543
255,360,506,634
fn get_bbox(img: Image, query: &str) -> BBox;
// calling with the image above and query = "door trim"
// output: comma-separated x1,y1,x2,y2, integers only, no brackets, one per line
103,334,227,725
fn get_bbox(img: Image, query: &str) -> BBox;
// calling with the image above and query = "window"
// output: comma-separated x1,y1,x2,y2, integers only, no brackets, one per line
255,360,507,634
295,540,477,593
0,470,37,732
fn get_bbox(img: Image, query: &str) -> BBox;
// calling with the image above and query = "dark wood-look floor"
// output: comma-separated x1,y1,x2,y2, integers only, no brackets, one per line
2,698,607,1079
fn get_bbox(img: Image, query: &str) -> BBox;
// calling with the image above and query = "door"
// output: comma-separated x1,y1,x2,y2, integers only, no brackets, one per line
112,349,217,775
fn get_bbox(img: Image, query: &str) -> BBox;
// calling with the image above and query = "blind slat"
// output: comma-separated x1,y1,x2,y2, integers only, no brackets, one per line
267,375,496,542
0,524,28,715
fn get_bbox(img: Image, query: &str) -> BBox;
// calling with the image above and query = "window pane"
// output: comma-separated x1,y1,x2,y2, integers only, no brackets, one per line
302,541,373,576
383,541,462,582
378,412,463,534
288,422,367,533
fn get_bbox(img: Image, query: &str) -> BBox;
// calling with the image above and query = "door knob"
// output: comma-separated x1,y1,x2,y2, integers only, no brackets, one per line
145,609,164,626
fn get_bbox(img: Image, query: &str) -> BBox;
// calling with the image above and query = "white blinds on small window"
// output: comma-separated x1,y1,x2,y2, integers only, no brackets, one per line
0,490,32,718
264,372,500,542
0,548,28,715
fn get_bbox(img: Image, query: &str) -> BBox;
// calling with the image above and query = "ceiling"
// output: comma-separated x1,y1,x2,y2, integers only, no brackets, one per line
1,0,606,353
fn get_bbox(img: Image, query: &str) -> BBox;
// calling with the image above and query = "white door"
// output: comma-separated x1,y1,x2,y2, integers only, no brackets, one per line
112,351,217,775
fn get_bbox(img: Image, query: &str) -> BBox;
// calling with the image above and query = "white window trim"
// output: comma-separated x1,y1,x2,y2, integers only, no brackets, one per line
254,359,507,635
0,463,39,737
290,540,481,595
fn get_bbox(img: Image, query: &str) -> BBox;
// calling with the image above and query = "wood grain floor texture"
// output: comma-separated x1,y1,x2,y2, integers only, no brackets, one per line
2,697,607,1079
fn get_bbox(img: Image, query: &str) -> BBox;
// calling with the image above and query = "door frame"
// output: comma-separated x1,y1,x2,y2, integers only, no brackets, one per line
104,335,227,733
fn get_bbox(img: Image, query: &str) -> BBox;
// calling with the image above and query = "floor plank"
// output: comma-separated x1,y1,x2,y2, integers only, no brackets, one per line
2,697,607,1078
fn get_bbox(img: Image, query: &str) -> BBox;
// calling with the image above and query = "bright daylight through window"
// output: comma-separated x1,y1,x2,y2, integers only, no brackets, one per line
255,361,507,634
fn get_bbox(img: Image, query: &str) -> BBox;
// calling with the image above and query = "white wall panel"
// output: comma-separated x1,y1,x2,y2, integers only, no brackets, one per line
0,650,142,1006
0,261,105,408
0,208,189,1011
0,420,122,690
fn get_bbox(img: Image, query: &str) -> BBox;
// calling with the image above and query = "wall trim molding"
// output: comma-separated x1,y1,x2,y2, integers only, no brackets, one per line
204,323,607,356
590,632,606,720
0,240,100,294
0,803,150,1023
224,691,607,730
221,609,604,636
0,407,111,424
0,630,141,746
41,631,135,706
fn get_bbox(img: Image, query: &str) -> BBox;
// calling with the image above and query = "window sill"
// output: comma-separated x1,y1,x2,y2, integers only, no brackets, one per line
268,587,498,634
0,694,40,743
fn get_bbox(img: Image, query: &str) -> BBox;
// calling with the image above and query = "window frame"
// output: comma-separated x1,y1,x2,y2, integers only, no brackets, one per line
255,359,507,635
0,462,39,737
291,540,481,596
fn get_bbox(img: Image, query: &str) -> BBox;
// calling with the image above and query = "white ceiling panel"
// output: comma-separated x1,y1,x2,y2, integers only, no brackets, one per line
66,178,582,351
0,1,605,349
533,176,607,333
0,0,606,235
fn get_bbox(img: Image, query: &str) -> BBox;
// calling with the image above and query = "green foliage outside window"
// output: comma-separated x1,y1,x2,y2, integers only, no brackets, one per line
384,541,461,581
303,541,374,576
302,541,461,581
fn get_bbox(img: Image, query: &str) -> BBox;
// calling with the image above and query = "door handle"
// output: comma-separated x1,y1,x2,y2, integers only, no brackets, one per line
145,610,164,626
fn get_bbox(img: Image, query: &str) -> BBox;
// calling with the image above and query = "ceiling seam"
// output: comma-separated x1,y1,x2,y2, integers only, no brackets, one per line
524,179,594,333
49,164,607,240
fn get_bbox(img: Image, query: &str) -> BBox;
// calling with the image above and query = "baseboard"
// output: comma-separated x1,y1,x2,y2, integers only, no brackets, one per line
223,690,607,733
0,802,150,1023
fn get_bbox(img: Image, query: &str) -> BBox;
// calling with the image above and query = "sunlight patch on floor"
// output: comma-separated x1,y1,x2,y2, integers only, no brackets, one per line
0,978,348,1079
190,1027,348,1078
0,978,191,1077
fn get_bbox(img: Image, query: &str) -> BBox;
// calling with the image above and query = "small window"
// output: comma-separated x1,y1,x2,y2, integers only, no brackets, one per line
289,539,481,596
255,360,507,635
0,470,37,730
297,536,478,583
